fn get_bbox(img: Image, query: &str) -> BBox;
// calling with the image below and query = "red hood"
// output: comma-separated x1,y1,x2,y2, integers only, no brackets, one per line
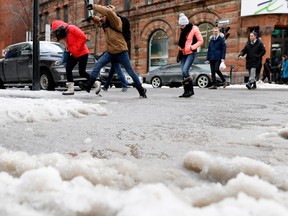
51,20,68,31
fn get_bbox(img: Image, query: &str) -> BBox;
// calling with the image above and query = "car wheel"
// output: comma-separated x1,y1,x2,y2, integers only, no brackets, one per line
0,79,5,89
151,77,162,88
197,75,210,88
40,70,55,90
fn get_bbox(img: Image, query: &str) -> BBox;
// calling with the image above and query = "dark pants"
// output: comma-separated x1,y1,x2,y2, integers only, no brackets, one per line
209,60,226,84
65,54,90,82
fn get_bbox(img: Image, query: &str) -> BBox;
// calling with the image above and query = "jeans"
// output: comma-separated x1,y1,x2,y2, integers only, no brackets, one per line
66,54,90,82
103,63,128,89
181,53,196,78
91,51,141,87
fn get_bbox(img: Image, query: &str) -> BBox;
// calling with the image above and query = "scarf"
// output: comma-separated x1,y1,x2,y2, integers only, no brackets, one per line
178,23,193,49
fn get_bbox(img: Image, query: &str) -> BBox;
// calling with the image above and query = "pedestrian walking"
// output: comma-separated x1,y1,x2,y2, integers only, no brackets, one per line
206,26,227,89
238,31,266,90
80,3,147,98
281,55,288,84
262,57,272,83
51,20,101,95
177,13,203,97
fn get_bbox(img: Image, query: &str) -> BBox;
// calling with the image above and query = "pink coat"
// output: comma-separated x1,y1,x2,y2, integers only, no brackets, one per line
178,25,204,55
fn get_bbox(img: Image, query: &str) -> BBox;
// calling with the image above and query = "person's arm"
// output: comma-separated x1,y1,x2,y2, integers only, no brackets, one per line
190,26,204,51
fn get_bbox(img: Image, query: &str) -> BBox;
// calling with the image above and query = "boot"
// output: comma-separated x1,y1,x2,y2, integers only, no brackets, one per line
180,79,194,97
209,84,217,89
246,82,252,90
136,85,147,98
62,82,74,95
183,80,194,97
79,77,96,93
251,81,257,89
94,80,101,94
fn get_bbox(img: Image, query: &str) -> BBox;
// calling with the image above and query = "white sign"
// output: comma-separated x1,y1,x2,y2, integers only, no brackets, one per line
241,0,288,16
45,24,50,41
216,19,232,25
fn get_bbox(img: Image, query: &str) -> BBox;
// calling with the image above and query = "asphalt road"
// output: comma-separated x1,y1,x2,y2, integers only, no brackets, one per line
1,86,288,170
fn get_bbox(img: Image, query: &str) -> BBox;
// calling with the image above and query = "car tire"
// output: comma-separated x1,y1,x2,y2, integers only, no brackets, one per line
0,79,5,89
151,77,162,88
40,70,55,90
197,75,210,88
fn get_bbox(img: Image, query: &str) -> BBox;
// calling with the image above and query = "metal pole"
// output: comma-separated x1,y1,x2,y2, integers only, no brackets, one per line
32,0,40,90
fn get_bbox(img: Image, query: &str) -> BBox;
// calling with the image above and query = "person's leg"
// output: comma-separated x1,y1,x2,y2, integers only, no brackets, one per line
114,51,146,97
63,55,78,95
103,65,115,91
80,52,112,93
65,55,78,82
247,67,256,89
113,63,128,90
208,61,217,89
181,53,196,79
77,54,90,80
180,53,195,97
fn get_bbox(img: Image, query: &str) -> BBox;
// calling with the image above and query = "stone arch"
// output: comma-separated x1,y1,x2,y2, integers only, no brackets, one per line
188,10,221,26
136,19,176,72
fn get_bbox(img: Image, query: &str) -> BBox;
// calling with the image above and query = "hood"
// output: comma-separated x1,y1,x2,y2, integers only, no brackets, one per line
51,20,68,31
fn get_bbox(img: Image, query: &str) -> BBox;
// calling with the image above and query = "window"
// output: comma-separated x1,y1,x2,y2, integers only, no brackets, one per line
44,12,49,26
5,45,21,59
39,15,42,33
104,0,111,5
56,8,60,20
123,0,130,10
196,23,214,63
146,0,153,4
63,6,68,22
148,30,168,71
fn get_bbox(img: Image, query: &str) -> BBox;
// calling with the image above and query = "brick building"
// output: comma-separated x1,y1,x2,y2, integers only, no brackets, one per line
1,0,287,83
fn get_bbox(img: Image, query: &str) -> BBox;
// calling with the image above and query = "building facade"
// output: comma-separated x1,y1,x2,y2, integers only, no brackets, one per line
1,0,287,83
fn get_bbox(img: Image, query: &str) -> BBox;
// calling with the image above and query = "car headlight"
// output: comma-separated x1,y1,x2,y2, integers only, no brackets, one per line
53,60,62,66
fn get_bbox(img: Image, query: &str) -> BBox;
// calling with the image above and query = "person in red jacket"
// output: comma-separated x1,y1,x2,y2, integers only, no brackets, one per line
51,20,100,95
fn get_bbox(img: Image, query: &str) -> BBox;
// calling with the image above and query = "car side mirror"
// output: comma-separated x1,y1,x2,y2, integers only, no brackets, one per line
21,50,32,56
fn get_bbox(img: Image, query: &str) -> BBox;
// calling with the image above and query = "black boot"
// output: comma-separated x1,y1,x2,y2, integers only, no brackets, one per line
251,81,257,89
79,77,96,93
246,82,252,90
136,85,147,98
180,79,194,97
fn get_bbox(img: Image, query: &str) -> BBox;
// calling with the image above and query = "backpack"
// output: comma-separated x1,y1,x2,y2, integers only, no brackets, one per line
109,14,131,42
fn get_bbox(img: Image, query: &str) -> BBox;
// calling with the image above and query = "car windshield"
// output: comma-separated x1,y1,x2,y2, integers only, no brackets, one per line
40,42,64,54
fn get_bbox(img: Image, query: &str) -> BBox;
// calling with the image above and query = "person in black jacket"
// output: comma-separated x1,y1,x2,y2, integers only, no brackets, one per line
206,26,227,89
239,31,266,89
262,57,272,83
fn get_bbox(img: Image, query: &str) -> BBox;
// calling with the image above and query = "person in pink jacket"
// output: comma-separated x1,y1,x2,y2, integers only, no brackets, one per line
51,20,100,95
177,13,204,97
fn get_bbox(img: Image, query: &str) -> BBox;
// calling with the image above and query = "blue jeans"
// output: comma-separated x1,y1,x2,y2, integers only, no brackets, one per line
91,51,141,87
181,53,196,78
103,63,128,89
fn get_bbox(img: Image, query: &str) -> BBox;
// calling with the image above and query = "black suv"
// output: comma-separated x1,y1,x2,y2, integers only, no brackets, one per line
0,41,96,90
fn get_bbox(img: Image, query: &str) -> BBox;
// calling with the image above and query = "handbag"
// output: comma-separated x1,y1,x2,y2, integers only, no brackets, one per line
219,61,226,70
61,50,70,64
176,50,183,63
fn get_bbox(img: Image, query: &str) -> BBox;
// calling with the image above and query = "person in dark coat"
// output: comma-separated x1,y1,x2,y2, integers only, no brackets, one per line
262,57,272,83
238,31,266,89
206,26,227,89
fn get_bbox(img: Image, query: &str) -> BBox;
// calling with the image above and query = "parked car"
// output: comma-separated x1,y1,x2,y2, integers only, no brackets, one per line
146,63,230,88
0,41,97,90
99,63,143,88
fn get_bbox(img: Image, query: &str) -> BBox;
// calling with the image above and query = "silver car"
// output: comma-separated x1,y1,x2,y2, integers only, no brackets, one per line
146,63,230,88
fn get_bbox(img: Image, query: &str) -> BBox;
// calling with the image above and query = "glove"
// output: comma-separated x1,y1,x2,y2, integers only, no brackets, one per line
87,4,93,10
86,16,93,22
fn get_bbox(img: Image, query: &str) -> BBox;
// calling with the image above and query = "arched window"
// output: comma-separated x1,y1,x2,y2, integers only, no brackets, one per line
148,30,168,71
196,22,214,63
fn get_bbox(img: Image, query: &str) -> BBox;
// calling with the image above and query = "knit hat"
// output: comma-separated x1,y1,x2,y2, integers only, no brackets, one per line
178,13,189,26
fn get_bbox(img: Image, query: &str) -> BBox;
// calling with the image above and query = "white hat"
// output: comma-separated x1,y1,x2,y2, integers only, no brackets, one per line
178,13,189,26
